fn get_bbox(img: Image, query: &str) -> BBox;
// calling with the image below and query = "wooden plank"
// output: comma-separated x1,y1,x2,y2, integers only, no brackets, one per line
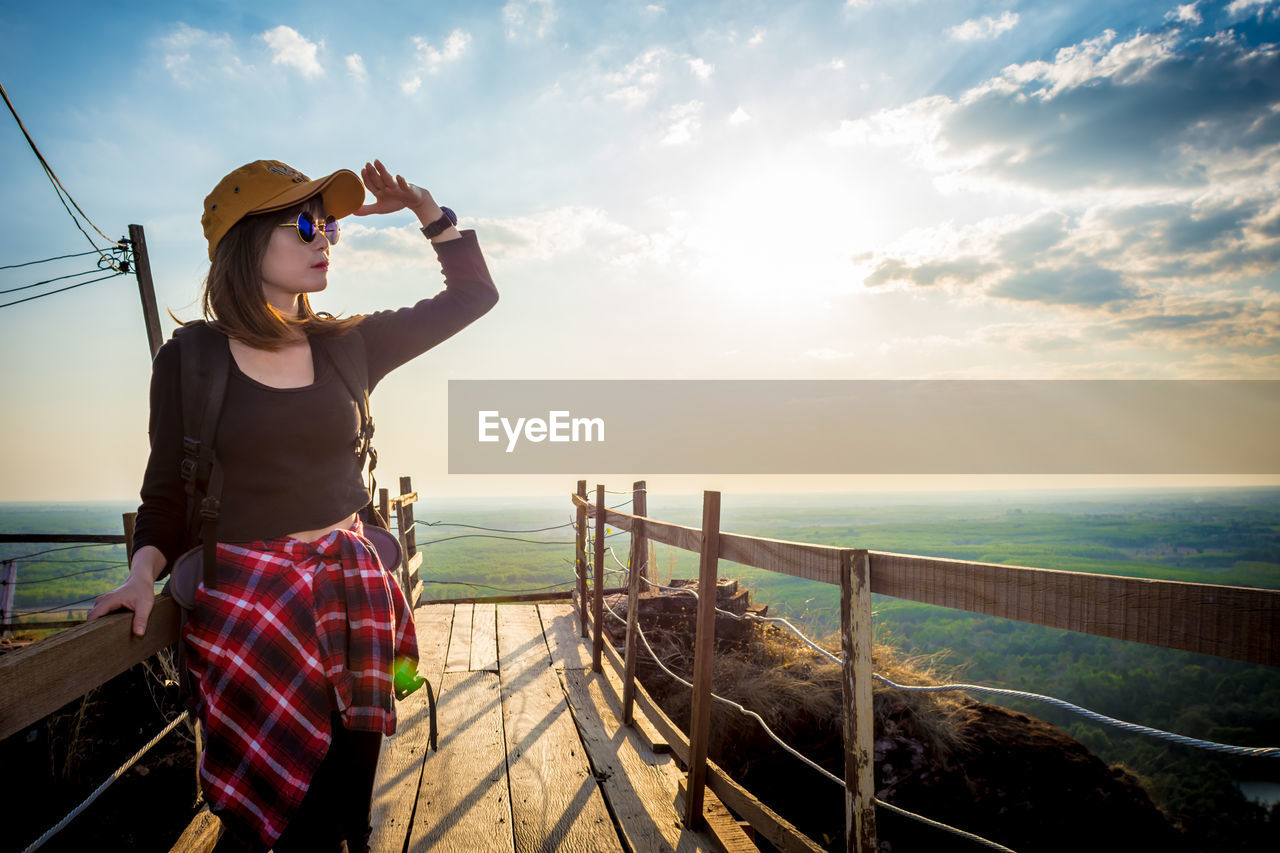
471,603,498,672
869,551,1280,666
445,602,474,673
0,594,180,742
623,507,644,726
719,532,843,586
168,805,222,853
0,533,127,544
540,603,593,671
678,781,760,853
840,551,877,853
371,604,455,853
686,491,722,828
587,610,824,853
596,630,668,753
497,605,622,853
408,669,514,853
561,668,715,853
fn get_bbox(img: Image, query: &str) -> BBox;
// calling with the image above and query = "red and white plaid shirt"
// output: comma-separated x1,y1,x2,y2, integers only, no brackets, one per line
183,518,418,848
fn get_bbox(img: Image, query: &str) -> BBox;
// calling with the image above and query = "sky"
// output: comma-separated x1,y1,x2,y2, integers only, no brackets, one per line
1,0,1278,503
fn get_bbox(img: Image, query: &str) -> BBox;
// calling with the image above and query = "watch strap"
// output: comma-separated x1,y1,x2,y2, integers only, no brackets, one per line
420,206,458,239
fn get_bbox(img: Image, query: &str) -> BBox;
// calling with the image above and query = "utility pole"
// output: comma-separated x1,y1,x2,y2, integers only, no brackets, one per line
128,224,163,359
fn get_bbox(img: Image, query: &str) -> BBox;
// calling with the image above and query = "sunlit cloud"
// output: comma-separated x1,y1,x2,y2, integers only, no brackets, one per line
503,0,557,40
346,53,367,82
661,100,703,146
157,23,248,85
947,11,1019,41
687,57,714,80
403,29,471,93
260,26,324,77
1165,3,1202,25
729,106,751,125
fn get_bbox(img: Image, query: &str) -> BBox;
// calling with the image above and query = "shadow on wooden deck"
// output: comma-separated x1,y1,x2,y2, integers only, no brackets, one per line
371,602,718,853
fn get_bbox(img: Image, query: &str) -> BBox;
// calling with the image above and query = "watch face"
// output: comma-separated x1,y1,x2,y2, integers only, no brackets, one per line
441,206,458,226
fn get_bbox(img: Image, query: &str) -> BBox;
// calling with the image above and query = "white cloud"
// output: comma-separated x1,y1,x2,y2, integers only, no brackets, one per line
1226,0,1279,20
729,106,751,126
687,57,714,80
748,28,766,46
947,11,1019,42
404,29,470,92
346,53,368,82
604,48,670,107
503,0,557,40
645,4,666,14
467,206,683,268
260,25,324,77
157,23,248,85
821,58,846,71
1165,3,1202,25
661,100,703,146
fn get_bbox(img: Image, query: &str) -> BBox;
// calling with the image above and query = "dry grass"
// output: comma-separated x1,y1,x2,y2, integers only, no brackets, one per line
637,617,977,768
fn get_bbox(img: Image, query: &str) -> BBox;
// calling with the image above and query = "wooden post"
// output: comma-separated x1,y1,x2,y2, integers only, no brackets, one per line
576,480,588,637
840,549,877,853
128,224,163,359
684,490,721,830
122,512,136,560
593,484,606,672
398,476,416,596
0,560,15,638
622,480,646,725
378,487,390,528
633,480,649,584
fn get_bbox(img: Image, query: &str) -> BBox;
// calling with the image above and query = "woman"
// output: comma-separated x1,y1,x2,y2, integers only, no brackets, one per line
88,158,498,851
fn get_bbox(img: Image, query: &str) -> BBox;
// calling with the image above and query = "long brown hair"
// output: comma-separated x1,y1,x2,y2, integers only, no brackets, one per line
200,199,361,350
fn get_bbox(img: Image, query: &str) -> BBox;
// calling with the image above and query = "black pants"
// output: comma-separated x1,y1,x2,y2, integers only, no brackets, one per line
216,712,382,853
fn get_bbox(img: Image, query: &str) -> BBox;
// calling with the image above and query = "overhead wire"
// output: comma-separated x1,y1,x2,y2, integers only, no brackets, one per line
0,248,104,271
0,270,126,310
1,81,125,272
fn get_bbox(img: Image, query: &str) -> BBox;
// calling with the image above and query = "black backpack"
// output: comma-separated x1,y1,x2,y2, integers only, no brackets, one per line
173,320,383,591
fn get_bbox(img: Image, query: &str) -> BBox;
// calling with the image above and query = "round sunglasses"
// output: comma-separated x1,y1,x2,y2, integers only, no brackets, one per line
277,212,340,245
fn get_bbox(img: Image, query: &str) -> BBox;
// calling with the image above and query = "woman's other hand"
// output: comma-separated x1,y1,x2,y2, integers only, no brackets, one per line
355,159,441,220
87,545,164,637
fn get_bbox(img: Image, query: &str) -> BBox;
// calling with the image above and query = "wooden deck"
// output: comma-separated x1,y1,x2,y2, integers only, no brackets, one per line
370,602,720,853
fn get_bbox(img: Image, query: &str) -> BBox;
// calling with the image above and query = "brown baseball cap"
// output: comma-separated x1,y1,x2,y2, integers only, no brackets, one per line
201,160,366,259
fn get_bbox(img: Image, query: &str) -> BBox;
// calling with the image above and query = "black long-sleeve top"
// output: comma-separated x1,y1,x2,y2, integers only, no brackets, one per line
131,230,499,567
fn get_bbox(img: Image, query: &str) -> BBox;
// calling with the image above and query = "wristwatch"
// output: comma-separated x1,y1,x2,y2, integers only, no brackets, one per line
421,206,458,239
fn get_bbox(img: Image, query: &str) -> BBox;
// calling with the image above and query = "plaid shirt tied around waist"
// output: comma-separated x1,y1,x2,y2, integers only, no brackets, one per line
182,518,418,849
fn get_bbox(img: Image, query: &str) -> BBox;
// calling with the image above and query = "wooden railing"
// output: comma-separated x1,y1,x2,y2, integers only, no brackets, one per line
571,481,1280,853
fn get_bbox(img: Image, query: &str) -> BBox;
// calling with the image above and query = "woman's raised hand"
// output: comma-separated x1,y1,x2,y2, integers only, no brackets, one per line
355,159,441,219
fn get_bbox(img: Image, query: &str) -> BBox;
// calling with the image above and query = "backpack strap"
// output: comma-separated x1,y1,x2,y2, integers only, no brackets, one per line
174,321,230,590
318,330,379,502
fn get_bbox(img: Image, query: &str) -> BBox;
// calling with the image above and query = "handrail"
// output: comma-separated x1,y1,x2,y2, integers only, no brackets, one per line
572,483,1280,853
573,492,1280,667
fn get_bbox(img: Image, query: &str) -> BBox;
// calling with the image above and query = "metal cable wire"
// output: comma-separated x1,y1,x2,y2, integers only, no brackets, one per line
591,562,1017,853
0,267,114,295
417,517,578,534
1,81,123,270
1,543,112,562
21,711,190,853
13,564,128,585
604,548,1280,760
0,248,104,270
20,594,99,616
426,578,579,594
0,270,126,310
419,533,578,547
